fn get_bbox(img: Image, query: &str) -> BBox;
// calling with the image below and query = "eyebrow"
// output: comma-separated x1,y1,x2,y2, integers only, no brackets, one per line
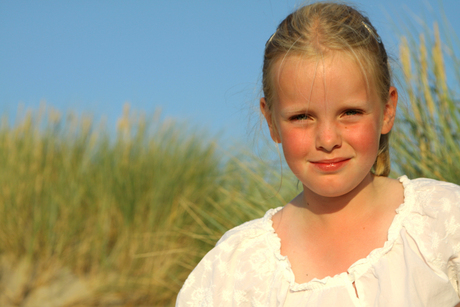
280,107,310,117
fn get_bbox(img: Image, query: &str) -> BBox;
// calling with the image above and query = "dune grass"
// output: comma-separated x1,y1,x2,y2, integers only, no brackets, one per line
392,22,460,183
0,104,299,305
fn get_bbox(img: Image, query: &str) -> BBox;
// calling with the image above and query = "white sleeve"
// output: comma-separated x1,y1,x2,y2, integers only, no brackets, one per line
435,182,460,297
175,224,279,306
175,231,251,306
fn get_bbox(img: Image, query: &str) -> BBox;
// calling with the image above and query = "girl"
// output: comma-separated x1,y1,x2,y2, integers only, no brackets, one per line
176,2,460,306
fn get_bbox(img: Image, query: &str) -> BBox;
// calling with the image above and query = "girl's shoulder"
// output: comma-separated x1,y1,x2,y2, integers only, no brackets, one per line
401,175,460,208
405,175,460,189
216,207,282,246
176,208,284,306
398,175,460,257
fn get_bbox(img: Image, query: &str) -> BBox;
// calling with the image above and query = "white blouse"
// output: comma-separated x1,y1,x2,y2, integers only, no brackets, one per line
176,176,460,306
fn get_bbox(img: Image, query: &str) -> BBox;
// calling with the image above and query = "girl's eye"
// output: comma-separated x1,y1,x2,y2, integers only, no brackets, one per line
290,114,310,121
343,109,362,116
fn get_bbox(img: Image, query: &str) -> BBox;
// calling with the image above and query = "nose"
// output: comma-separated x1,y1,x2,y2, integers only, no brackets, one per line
315,121,342,152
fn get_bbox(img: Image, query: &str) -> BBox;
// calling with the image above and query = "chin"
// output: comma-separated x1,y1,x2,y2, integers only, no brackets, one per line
302,183,345,198
302,174,370,199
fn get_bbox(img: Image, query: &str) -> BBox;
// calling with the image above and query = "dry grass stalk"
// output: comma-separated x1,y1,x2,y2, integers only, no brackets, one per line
393,21,460,183
0,105,298,305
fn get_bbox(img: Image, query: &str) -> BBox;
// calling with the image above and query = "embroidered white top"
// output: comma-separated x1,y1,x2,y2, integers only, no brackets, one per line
176,176,460,306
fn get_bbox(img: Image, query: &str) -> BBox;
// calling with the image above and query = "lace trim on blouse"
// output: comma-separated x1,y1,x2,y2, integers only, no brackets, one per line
261,175,413,292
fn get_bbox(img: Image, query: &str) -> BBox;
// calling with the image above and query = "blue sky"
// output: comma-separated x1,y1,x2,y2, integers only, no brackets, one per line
1,0,459,146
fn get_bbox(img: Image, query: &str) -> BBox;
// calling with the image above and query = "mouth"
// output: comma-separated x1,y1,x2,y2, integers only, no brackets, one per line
310,158,351,172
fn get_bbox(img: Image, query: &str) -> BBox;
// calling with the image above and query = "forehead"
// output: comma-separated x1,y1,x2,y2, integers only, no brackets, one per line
272,52,373,102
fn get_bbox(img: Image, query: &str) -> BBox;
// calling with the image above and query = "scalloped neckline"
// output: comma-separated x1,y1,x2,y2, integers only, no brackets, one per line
263,175,413,291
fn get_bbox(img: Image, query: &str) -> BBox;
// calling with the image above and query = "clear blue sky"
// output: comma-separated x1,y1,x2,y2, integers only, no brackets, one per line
1,0,458,146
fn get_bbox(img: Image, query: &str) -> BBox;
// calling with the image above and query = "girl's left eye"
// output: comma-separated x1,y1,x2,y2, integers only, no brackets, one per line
343,109,362,116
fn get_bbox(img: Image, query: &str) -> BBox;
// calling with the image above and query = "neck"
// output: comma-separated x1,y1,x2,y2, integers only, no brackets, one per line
294,173,379,226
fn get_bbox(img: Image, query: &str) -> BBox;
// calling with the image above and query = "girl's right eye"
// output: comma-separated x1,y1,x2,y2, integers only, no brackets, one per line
290,114,310,121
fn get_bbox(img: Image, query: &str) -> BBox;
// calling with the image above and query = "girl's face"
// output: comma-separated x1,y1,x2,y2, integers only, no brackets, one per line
261,53,397,199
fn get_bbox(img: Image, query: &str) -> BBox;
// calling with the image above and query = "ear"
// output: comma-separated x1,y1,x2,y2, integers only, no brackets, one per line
381,86,398,135
260,98,281,143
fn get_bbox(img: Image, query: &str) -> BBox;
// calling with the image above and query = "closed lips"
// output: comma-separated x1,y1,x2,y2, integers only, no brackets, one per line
310,158,351,164
309,158,351,171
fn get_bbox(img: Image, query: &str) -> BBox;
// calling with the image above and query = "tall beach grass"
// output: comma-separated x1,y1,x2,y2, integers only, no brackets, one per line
392,22,460,183
0,104,299,305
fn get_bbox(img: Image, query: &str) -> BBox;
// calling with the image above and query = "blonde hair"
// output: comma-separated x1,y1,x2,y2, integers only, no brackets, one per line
262,2,392,176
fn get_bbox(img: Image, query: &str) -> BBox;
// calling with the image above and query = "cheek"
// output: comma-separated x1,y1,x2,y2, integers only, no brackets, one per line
280,128,312,157
347,122,381,153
